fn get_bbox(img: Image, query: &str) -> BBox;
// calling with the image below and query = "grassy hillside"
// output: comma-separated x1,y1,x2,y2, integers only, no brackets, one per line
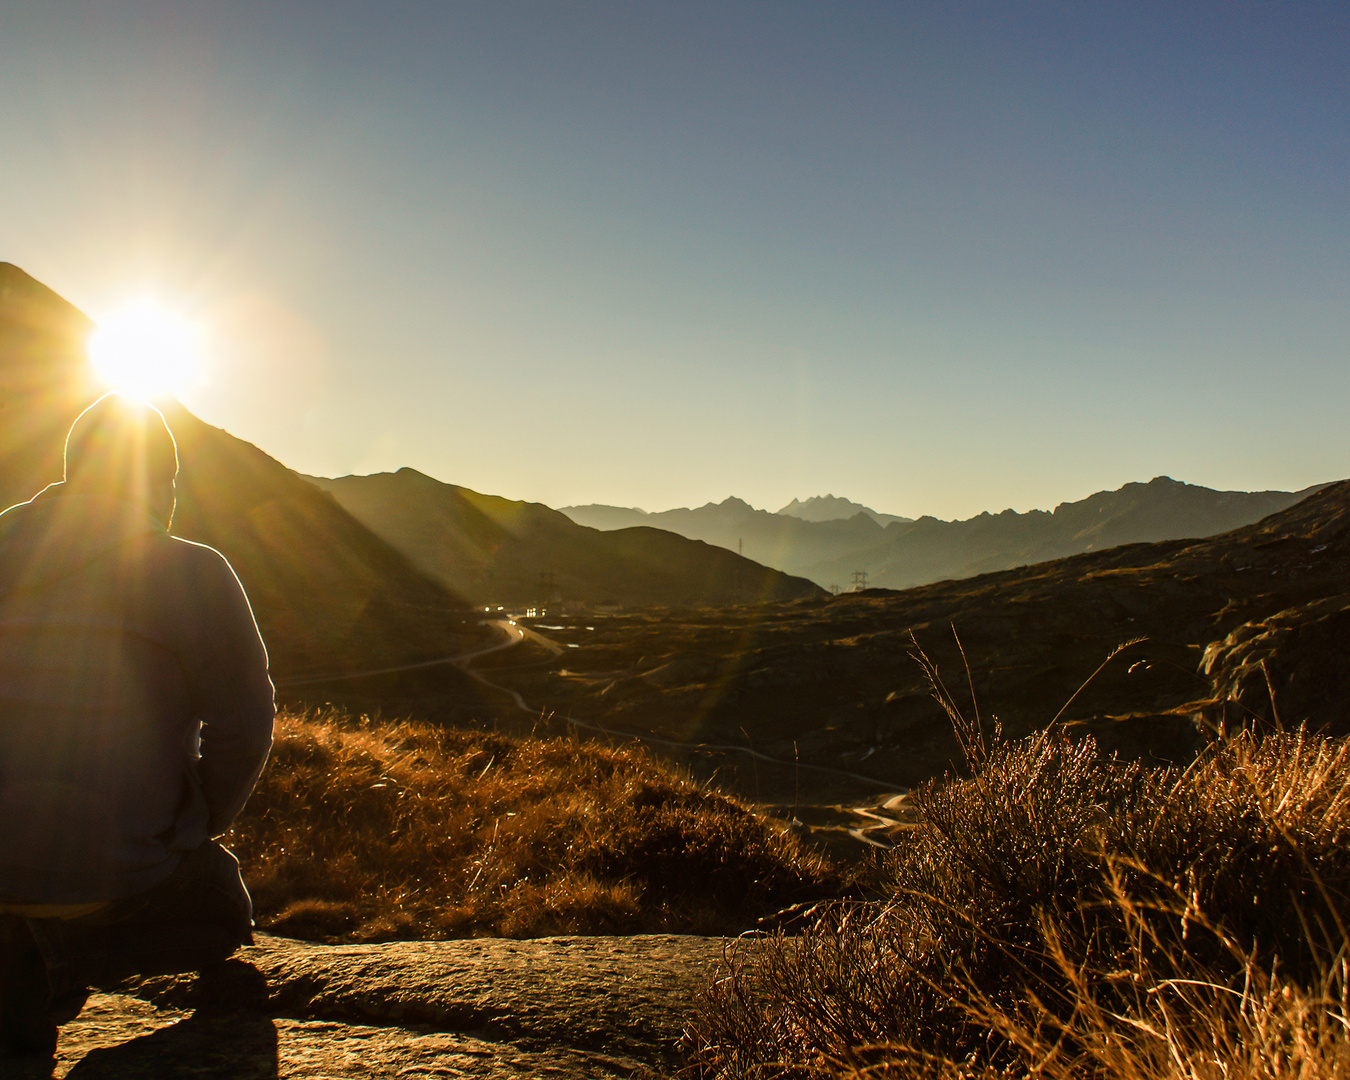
229,709,843,941
307,468,826,607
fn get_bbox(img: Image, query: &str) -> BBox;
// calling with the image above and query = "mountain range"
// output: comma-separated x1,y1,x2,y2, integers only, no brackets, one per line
776,494,911,526
561,479,1323,590
492,478,1350,799
306,470,823,608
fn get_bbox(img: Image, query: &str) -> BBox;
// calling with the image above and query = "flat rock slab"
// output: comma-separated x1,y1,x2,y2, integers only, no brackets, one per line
43,1000,641,1079
13,933,742,1079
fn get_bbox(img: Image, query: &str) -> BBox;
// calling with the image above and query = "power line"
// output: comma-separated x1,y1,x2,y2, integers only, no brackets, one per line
538,570,558,601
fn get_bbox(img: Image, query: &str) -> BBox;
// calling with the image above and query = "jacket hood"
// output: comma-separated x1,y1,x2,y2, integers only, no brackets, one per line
0,485,166,596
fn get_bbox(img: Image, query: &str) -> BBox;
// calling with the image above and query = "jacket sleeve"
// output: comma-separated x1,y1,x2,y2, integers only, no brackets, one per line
180,544,276,837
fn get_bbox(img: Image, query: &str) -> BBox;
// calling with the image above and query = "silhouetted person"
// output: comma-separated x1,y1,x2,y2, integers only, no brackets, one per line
0,394,275,1060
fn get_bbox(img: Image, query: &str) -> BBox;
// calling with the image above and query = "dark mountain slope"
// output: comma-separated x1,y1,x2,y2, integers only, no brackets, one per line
0,265,98,507
807,475,1323,589
307,469,826,607
0,263,482,683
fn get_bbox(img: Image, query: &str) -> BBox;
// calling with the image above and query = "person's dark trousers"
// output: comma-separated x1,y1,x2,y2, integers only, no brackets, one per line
1,840,253,1058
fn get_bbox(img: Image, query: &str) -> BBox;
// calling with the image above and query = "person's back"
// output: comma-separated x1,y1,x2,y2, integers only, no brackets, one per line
0,395,275,1060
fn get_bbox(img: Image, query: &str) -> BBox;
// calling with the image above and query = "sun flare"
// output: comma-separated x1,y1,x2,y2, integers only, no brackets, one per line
87,300,205,400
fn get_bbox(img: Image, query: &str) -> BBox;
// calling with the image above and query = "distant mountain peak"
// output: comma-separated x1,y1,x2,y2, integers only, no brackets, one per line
778,495,911,527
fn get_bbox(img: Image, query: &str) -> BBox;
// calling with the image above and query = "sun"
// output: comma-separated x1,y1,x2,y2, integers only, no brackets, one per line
87,299,205,400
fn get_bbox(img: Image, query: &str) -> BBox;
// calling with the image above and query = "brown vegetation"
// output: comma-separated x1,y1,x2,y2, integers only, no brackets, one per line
227,710,842,942
689,726,1350,1078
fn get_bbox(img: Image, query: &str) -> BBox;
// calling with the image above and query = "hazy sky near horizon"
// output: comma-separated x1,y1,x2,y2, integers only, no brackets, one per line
1,1,1346,520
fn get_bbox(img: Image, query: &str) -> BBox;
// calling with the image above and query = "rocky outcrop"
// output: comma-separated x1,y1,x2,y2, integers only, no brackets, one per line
28,933,735,1078
1200,593,1350,735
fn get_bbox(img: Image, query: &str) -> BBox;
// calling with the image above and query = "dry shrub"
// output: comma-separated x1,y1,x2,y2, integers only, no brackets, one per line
227,710,839,941
689,727,1350,1079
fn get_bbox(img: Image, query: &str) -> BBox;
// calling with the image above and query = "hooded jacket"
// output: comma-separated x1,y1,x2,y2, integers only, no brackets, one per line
0,487,275,904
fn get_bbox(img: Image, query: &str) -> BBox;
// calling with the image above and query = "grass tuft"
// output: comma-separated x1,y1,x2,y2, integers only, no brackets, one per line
689,726,1350,1078
227,709,842,941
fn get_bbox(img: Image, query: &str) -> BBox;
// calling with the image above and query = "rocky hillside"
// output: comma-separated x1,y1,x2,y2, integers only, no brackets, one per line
0,264,485,685
308,468,825,608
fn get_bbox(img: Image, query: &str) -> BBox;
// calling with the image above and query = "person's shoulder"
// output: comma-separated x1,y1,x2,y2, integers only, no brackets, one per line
163,534,236,567
146,536,267,652
154,534,246,590
163,534,229,560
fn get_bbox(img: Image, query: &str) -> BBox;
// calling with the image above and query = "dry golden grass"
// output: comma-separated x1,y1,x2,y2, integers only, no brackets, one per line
688,727,1350,1079
227,709,841,942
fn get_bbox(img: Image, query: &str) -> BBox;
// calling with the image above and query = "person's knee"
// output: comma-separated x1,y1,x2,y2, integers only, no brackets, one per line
95,842,256,979
144,842,254,942
1,917,58,1056
111,921,244,978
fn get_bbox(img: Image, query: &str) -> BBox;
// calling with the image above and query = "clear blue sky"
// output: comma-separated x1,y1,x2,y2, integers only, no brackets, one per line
2,1,1346,519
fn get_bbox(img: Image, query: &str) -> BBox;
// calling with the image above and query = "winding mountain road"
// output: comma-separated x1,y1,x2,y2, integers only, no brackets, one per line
274,619,527,687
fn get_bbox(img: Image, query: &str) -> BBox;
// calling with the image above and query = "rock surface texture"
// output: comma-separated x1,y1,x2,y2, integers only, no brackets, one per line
1200,593,1350,735
12,933,733,1078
